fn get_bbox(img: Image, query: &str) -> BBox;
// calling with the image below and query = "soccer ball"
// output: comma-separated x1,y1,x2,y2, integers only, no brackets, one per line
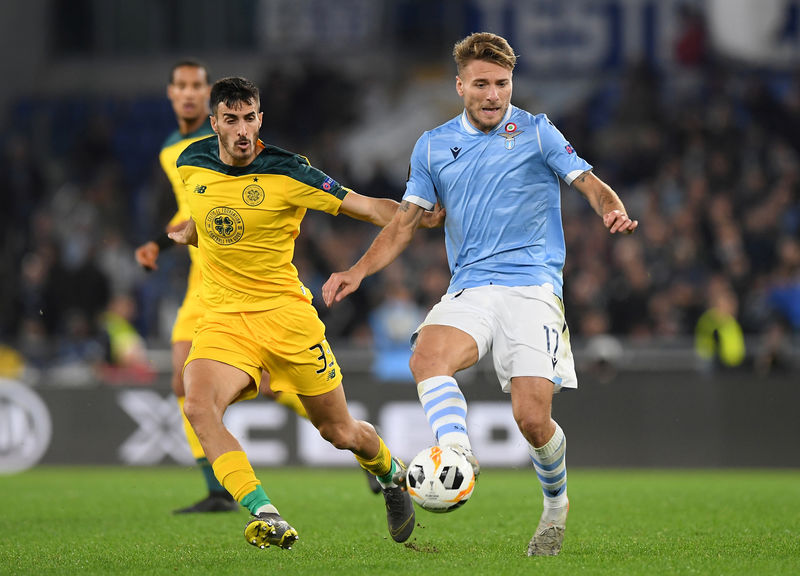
406,446,475,513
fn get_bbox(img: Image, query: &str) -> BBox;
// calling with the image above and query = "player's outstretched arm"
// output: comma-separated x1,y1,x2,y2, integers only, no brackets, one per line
168,218,199,247
322,200,423,306
338,191,444,228
572,170,638,234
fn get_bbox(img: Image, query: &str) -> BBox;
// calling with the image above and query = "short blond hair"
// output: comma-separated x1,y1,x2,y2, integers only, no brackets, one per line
453,32,517,73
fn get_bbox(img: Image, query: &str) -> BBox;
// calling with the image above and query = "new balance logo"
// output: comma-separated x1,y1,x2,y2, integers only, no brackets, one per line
194,185,207,194
450,147,461,159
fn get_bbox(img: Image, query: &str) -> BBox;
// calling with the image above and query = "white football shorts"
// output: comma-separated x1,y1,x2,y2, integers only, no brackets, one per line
412,284,577,393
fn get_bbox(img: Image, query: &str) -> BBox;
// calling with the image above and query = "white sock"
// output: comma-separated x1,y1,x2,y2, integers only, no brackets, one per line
255,503,279,516
529,422,568,514
417,376,471,450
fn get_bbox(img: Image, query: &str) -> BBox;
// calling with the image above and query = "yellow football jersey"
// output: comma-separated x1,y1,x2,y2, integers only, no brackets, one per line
159,119,215,298
177,137,349,312
159,118,215,227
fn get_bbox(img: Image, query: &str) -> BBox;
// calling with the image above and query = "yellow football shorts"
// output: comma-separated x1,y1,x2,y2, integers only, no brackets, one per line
185,298,343,403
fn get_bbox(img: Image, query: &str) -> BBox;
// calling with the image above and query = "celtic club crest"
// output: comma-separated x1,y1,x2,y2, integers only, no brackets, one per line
205,207,244,245
242,184,265,206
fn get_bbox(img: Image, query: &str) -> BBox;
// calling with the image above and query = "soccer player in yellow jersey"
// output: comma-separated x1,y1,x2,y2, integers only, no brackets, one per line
170,76,434,549
135,61,315,514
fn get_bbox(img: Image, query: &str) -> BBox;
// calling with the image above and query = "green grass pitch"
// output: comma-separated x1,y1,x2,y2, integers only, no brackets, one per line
1,467,798,575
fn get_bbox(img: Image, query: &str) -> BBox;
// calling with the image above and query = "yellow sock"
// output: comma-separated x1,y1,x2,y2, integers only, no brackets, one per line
275,392,308,419
212,451,262,502
355,436,393,478
177,396,205,459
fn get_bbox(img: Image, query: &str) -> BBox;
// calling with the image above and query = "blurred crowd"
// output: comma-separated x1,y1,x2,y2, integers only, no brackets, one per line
1,46,799,380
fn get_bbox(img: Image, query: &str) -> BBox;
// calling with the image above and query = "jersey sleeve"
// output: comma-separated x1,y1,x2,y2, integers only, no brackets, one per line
284,158,348,215
537,115,592,185
402,132,437,210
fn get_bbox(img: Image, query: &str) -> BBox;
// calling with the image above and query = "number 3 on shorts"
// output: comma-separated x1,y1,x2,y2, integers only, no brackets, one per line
309,342,328,374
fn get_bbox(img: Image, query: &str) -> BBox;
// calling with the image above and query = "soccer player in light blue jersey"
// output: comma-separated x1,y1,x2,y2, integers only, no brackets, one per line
322,32,638,556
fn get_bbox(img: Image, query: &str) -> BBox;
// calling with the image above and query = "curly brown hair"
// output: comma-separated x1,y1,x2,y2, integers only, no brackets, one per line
453,32,517,73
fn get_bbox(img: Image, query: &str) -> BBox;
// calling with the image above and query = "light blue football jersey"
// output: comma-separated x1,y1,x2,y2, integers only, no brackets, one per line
403,105,592,299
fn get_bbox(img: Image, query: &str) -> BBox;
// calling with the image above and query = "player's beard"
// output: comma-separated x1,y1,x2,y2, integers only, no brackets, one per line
467,102,508,133
222,135,255,165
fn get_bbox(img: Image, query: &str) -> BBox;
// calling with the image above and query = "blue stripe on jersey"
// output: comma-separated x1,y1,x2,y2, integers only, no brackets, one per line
403,105,592,299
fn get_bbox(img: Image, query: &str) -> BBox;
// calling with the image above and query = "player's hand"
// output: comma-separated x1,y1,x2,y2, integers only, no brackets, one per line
322,270,364,307
166,219,191,234
603,210,638,234
419,203,446,228
168,219,198,247
135,242,159,271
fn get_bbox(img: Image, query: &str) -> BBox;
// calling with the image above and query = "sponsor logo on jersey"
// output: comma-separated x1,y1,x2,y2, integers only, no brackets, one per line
450,146,462,159
194,185,207,194
321,177,338,191
242,183,265,206
205,207,244,245
565,144,574,155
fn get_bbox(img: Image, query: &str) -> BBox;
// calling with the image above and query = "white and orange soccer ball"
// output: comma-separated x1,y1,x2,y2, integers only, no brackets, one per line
406,446,475,513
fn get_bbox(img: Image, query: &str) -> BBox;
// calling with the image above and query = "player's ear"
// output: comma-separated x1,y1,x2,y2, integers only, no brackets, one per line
210,114,218,133
455,76,464,97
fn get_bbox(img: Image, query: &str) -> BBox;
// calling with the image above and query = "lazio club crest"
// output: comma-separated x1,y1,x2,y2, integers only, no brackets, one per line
205,207,244,245
498,121,523,150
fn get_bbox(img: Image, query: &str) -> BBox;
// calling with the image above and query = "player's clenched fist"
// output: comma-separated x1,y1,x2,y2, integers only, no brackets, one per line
135,242,160,270
603,210,638,234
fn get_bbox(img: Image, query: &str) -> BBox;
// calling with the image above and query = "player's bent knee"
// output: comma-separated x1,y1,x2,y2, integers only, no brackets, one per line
515,415,553,447
181,397,213,429
408,353,425,380
315,420,354,450
409,349,446,381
